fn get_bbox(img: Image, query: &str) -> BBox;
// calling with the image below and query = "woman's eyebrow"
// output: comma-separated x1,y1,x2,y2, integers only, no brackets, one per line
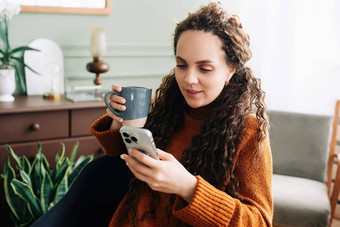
175,56,186,63
176,56,216,64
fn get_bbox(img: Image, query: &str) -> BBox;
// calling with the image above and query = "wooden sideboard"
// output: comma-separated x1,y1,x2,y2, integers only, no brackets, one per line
0,95,107,226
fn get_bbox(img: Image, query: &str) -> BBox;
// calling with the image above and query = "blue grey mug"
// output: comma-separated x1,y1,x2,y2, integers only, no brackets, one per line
104,86,152,122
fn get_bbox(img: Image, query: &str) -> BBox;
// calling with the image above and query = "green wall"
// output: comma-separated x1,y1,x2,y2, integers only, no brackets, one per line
9,0,239,95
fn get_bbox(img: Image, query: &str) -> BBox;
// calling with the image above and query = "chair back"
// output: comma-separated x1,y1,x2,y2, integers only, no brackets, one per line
268,110,332,182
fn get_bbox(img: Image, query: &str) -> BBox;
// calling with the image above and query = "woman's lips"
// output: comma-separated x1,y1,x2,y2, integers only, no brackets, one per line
185,89,201,97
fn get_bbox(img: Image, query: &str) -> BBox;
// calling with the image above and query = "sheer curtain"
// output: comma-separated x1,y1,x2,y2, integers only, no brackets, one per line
239,0,340,115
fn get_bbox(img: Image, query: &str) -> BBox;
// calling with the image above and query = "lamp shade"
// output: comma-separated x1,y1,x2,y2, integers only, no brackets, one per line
89,28,107,57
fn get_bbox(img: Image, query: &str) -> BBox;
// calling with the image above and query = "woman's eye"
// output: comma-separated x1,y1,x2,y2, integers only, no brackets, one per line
176,65,187,68
200,68,212,72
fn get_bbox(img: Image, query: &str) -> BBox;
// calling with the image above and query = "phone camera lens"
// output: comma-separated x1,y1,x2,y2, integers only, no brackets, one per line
125,138,131,144
131,137,138,143
122,132,129,137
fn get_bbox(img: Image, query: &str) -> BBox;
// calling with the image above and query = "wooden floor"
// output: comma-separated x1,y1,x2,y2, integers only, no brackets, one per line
333,205,340,227
333,218,340,227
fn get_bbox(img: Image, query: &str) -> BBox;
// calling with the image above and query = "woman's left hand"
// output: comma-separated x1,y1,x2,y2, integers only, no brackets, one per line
120,148,197,203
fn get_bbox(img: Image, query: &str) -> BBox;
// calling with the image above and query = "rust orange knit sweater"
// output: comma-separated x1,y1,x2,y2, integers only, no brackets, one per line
90,107,273,226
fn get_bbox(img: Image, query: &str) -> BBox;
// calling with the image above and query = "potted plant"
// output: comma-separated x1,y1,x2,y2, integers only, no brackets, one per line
1,141,93,227
0,0,39,102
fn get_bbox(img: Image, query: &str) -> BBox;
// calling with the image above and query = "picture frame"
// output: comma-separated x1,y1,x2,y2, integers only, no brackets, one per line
19,0,111,15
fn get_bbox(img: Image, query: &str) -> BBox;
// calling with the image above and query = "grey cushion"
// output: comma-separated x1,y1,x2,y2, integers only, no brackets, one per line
268,110,332,182
272,174,330,227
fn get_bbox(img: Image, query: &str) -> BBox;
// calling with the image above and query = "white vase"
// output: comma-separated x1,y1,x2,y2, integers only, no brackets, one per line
0,69,16,102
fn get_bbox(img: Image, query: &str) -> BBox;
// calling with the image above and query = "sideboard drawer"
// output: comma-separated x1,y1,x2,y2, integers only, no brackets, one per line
0,110,69,144
71,107,106,137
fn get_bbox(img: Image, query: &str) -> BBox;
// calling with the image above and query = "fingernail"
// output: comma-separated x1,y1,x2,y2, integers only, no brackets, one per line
120,154,124,160
121,106,126,110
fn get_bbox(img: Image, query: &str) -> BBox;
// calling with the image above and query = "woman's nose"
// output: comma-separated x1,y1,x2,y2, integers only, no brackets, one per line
184,69,198,84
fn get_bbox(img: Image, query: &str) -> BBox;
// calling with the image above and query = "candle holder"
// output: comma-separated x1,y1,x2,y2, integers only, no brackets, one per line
86,28,109,85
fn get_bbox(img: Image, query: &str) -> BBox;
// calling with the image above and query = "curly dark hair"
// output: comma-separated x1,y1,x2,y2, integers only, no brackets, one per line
122,2,268,225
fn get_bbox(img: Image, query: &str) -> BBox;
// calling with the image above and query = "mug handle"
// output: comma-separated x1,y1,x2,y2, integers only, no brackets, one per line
104,90,123,118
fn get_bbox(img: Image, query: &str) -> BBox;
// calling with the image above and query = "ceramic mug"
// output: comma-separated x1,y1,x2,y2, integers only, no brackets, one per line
104,86,152,127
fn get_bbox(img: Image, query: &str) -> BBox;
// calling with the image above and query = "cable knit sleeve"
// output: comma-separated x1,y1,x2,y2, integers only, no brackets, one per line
90,114,127,156
172,118,273,226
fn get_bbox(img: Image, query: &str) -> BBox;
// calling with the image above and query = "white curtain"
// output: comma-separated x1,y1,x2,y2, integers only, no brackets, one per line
238,0,340,115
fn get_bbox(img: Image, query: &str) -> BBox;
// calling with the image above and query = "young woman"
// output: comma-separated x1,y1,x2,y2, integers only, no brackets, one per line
93,2,272,226
32,2,272,227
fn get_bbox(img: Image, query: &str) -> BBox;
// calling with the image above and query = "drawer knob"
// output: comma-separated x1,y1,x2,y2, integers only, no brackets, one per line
30,123,40,131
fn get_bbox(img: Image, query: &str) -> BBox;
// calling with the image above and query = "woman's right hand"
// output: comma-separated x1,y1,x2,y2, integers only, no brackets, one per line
106,84,126,130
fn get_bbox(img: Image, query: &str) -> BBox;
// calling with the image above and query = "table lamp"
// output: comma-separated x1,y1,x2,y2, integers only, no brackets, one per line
86,28,109,85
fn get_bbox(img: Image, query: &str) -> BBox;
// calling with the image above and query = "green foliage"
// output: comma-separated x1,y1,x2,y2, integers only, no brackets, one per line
1,141,93,227
0,19,40,93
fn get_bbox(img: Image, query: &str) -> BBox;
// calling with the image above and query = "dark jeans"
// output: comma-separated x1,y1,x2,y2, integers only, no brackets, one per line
31,155,130,227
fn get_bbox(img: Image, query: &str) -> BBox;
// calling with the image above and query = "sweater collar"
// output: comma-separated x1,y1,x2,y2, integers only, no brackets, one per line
184,100,217,121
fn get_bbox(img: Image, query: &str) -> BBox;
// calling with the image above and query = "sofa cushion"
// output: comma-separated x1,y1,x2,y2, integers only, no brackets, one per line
268,110,332,182
272,174,330,227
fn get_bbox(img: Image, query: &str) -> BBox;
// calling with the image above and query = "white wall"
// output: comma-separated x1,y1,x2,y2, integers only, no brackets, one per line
239,0,340,116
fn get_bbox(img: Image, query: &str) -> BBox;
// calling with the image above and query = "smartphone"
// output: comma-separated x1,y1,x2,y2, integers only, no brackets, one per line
119,126,159,160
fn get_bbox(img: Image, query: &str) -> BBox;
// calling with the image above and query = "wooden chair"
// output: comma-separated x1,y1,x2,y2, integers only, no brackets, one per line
269,105,340,227
328,100,340,225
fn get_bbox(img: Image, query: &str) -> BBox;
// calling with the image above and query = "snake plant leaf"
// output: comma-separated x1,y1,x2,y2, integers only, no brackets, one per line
20,156,31,174
55,143,66,170
68,155,93,187
2,157,22,222
40,166,53,214
51,160,69,190
69,141,79,165
20,170,32,187
9,46,40,55
6,144,22,169
53,174,68,204
11,179,42,218
5,158,34,225
30,156,43,198
42,155,50,176
48,202,55,211
54,153,60,167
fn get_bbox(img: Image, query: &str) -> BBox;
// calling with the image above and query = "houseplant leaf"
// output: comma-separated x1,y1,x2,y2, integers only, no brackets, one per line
69,141,79,165
11,56,40,74
55,143,66,170
9,46,39,55
11,179,43,218
30,142,44,197
3,155,32,226
40,165,53,213
51,159,69,190
9,62,26,93
20,156,31,174
2,157,22,223
19,170,32,187
42,155,50,176
53,174,68,204
68,155,93,186
6,144,21,169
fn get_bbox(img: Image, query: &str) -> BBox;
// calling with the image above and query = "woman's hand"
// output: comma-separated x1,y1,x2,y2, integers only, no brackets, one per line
106,84,126,130
120,148,197,203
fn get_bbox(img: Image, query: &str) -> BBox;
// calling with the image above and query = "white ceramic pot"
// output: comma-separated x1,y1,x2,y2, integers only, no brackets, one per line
0,69,16,102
